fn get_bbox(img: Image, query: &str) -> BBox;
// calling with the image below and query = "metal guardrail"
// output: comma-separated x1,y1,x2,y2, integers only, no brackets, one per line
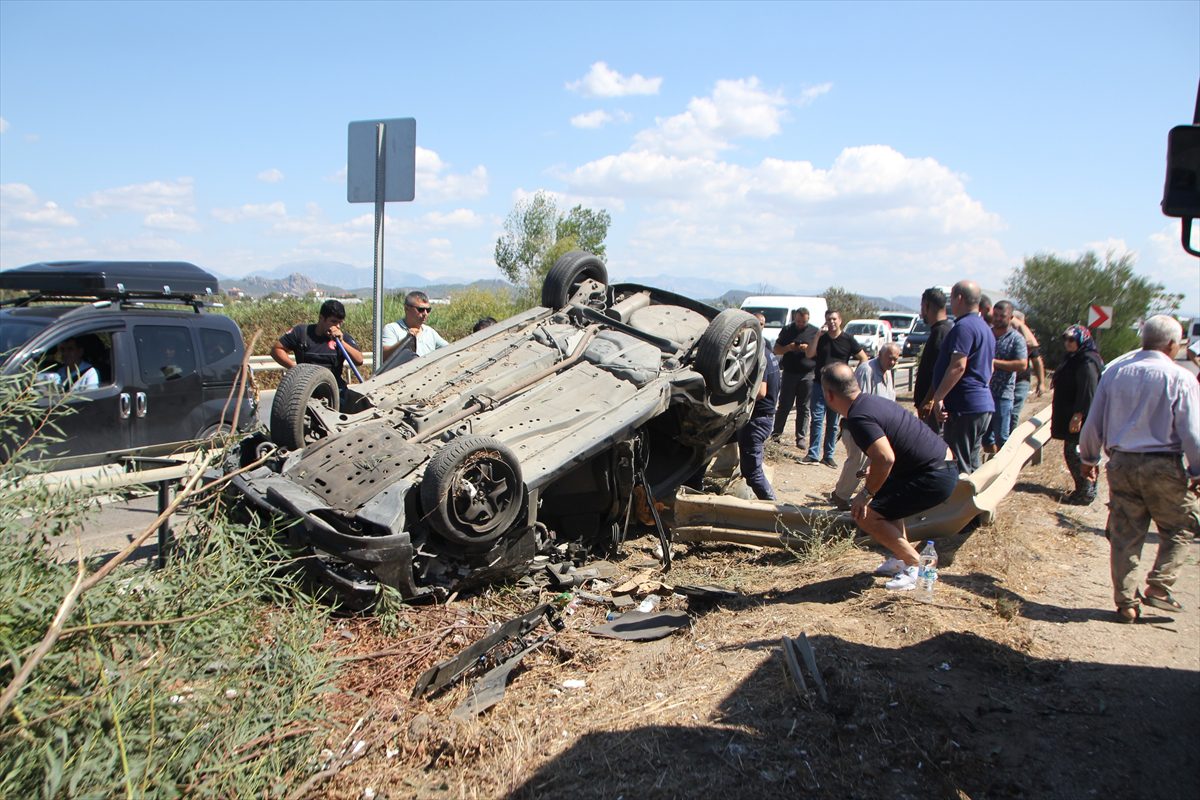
249,354,375,373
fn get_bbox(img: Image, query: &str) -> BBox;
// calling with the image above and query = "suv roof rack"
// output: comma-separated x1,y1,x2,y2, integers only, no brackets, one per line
0,261,220,303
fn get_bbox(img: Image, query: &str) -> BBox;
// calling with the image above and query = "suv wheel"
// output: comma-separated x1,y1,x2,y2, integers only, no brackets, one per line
541,250,608,309
695,309,761,396
271,364,339,450
420,435,524,549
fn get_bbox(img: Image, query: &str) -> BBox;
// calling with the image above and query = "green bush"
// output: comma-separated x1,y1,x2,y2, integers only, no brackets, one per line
219,287,528,356
0,370,337,798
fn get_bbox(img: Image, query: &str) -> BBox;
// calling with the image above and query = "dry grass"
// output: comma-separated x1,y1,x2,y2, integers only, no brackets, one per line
306,437,1197,800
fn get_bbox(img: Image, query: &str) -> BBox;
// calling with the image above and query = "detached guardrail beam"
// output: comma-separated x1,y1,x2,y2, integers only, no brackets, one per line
672,401,1053,548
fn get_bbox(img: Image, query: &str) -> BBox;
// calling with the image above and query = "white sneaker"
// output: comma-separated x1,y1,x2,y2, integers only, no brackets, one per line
874,557,907,577
885,566,919,591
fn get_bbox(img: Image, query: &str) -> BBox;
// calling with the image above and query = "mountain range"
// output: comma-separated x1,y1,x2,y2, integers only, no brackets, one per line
216,260,917,310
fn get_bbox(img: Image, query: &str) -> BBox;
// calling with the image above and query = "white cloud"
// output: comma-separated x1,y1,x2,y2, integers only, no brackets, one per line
415,147,488,203
0,117,8,134
570,109,632,129
20,201,79,228
420,209,484,228
78,178,195,214
634,78,789,158
797,82,833,105
0,183,37,206
0,184,79,227
567,62,662,98
211,201,287,224
144,209,200,233
557,77,1008,296
1146,221,1200,308
257,168,285,183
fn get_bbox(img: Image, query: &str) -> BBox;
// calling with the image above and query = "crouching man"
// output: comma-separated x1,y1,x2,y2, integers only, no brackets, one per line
820,362,960,590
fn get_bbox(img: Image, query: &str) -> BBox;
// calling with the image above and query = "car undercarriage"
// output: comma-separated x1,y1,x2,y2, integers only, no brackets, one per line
228,251,764,607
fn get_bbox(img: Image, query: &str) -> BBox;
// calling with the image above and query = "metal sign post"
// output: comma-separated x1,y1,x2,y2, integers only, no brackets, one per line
348,118,417,363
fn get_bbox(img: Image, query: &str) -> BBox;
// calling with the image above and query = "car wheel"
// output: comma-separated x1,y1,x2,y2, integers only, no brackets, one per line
271,364,339,450
695,309,762,395
541,250,608,309
420,435,524,549
198,422,234,440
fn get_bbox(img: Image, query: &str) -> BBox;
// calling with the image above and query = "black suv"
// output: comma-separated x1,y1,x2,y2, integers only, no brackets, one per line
1,261,256,470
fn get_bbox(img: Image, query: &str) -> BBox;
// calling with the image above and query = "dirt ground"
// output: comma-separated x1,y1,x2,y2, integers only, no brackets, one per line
318,399,1200,800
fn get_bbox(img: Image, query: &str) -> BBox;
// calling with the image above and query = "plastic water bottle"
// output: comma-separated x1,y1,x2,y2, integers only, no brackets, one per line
917,541,938,602
636,595,661,613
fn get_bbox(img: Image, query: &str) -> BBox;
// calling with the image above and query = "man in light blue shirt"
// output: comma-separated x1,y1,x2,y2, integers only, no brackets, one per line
380,291,449,364
983,301,1028,453
1079,315,1200,623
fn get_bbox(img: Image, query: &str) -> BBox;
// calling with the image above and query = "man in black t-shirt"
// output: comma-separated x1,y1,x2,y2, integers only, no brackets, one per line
913,287,955,434
821,362,959,590
271,299,365,397
771,307,820,448
804,310,867,467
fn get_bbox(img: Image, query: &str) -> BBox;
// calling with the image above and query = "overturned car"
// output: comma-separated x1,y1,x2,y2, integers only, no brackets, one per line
229,251,763,606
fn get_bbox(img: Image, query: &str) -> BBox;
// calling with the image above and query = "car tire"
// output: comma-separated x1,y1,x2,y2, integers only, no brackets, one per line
420,435,524,549
695,309,762,396
541,250,608,309
198,422,234,440
271,364,339,450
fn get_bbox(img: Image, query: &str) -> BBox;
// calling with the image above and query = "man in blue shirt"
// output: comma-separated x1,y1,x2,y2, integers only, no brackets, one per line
927,280,995,473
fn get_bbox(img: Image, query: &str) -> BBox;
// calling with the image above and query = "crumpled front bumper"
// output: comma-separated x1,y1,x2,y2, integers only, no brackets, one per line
232,465,428,604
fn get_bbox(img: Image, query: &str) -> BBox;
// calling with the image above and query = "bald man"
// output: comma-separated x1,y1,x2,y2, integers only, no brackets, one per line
926,280,996,473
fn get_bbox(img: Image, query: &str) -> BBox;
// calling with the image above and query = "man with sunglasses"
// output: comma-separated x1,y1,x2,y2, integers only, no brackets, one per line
381,290,449,363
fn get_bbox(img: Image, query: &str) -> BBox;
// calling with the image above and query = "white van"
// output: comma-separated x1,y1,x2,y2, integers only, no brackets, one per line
740,295,828,346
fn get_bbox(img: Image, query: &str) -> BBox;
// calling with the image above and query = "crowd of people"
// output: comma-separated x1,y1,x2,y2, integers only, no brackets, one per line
754,284,1199,616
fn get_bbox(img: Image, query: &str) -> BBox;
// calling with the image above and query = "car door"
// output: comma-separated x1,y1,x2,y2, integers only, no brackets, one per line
126,322,205,455
14,323,130,470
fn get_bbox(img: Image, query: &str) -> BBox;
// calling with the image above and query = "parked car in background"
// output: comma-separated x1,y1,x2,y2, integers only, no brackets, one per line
230,251,765,607
901,315,956,359
844,318,892,357
740,295,828,346
878,311,918,349
0,261,257,471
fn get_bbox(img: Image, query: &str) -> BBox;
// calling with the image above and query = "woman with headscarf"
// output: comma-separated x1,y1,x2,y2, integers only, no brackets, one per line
1051,325,1104,505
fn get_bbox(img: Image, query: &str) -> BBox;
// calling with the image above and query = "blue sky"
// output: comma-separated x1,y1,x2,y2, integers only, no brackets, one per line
2,0,1197,312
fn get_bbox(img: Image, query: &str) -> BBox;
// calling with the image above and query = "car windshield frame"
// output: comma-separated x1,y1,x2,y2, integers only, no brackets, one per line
0,315,55,360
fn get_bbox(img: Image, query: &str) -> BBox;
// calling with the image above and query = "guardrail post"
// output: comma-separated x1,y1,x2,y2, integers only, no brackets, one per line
157,480,173,567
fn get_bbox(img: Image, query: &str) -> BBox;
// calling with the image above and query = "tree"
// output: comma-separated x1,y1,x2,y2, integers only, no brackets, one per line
1005,251,1179,367
494,192,611,302
822,286,879,324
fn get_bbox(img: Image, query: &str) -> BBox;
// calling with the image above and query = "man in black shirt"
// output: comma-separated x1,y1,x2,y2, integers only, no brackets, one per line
771,307,820,449
271,299,365,398
821,362,959,590
913,287,955,434
804,310,867,467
